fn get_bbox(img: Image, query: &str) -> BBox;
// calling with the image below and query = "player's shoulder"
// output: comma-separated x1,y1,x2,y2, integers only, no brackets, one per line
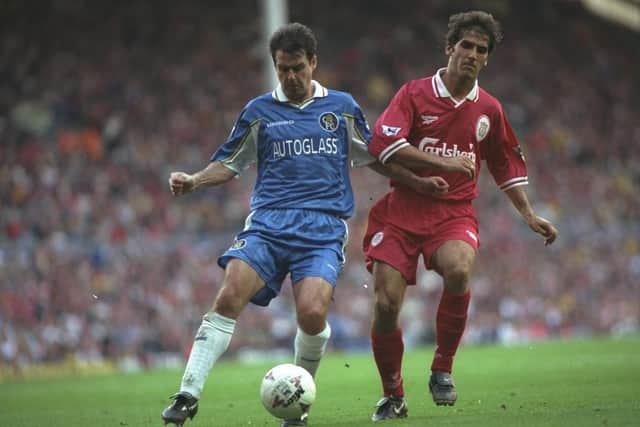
325,88,364,113
407,75,434,87
249,91,276,107
399,76,435,98
326,88,358,104
477,87,503,112
240,92,281,117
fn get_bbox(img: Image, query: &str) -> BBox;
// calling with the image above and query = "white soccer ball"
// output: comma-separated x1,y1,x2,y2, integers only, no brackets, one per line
260,363,316,419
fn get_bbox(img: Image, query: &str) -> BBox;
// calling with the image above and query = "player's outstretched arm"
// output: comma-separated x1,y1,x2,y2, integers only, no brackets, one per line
169,161,237,197
505,186,559,246
387,145,476,179
368,161,449,197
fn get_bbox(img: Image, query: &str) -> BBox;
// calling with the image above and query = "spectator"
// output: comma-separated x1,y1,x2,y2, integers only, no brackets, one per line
0,0,638,373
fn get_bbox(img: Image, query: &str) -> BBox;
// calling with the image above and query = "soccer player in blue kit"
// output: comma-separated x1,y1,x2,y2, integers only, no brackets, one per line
161,23,472,427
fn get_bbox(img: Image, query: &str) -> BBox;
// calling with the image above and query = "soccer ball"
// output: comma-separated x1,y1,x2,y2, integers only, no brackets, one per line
260,363,316,419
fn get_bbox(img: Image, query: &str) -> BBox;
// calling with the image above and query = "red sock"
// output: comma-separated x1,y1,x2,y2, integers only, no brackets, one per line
431,289,470,373
371,328,404,397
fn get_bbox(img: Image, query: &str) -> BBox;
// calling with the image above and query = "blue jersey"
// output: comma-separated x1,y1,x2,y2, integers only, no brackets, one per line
211,81,373,219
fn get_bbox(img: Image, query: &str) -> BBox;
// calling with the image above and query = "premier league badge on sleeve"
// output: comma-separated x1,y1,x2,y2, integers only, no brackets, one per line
381,125,401,136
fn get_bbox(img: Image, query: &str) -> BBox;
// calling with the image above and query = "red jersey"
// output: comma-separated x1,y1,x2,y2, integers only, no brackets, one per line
369,69,528,202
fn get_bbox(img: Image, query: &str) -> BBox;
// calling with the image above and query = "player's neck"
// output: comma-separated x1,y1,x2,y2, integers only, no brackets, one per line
441,70,475,101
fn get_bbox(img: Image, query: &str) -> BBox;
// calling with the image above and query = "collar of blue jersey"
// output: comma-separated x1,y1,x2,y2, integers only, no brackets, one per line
433,68,479,103
272,80,328,105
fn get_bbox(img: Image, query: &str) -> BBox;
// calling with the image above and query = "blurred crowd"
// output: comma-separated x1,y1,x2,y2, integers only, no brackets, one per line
1,0,638,374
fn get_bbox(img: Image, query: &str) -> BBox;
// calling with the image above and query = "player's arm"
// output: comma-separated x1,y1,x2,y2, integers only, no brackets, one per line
367,82,475,179
367,161,449,197
485,104,557,244
504,186,558,246
169,161,237,197
386,145,476,179
170,100,259,197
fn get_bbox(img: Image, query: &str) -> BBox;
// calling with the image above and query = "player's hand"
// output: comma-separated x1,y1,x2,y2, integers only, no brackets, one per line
440,156,476,179
409,176,449,197
169,172,196,196
527,215,559,246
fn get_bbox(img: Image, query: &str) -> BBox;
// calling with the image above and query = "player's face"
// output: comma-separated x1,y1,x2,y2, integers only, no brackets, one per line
274,50,317,103
446,30,490,79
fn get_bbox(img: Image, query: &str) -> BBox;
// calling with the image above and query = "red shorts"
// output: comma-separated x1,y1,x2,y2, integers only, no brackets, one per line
363,195,479,285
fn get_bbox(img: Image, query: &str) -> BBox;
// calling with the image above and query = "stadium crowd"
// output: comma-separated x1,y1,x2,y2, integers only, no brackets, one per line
1,0,639,373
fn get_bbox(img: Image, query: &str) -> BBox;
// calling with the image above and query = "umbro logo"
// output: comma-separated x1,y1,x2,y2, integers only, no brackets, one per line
421,115,439,125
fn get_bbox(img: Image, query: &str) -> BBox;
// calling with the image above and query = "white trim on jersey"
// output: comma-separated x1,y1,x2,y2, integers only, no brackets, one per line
343,113,375,168
379,138,411,164
221,119,261,174
499,176,529,191
272,80,328,107
433,68,479,107
339,218,349,267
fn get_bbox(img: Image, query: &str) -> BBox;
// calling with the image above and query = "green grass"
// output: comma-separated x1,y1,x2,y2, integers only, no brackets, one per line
2,336,639,427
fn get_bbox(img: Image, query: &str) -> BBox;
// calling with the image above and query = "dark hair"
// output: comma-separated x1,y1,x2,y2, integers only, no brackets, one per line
269,22,318,62
446,11,503,53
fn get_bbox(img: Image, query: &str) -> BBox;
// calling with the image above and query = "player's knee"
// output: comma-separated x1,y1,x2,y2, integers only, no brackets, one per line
297,305,327,335
213,287,246,318
443,265,471,294
374,295,402,319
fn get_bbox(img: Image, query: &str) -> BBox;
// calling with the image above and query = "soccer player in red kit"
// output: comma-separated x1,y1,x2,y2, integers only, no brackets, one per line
365,11,559,421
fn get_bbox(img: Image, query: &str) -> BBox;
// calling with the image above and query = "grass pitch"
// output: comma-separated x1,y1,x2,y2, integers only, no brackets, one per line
1,336,639,427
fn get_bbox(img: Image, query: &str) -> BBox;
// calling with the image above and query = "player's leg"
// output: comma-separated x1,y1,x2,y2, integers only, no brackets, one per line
182,258,266,394
279,274,334,427
363,203,420,421
428,239,475,405
292,276,334,378
286,210,347,380
162,258,265,426
370,261,410,421
371,261,408,393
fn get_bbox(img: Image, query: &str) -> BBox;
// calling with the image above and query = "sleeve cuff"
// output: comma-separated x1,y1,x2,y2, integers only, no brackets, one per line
378,138,410,164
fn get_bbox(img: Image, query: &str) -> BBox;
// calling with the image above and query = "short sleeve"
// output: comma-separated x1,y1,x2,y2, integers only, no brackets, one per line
368,83,414,164
481,106,528,191
210,103,261,174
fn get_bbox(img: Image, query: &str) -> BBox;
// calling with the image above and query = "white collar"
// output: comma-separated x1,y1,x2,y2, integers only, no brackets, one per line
272,80,328,104
432,68,479,104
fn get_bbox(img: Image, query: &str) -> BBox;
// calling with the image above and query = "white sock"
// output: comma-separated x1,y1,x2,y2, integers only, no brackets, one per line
294,323,331,378
180,312,236,398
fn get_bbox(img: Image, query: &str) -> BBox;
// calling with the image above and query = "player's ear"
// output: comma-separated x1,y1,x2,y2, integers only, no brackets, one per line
445,44,454,56
310,54,318,70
